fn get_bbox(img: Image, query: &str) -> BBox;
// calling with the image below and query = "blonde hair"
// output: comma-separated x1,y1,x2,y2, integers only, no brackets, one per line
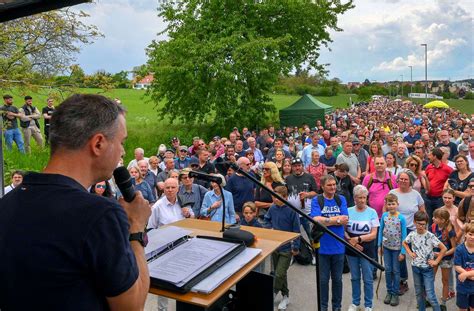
405,155,422,176
242,201,257,213
261,161,285,184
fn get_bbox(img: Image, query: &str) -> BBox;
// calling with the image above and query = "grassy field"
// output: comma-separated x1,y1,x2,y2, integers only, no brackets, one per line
2,87,474,180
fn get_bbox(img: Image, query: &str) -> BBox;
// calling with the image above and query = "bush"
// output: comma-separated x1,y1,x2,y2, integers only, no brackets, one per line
463,92,474,100
295,84,318,96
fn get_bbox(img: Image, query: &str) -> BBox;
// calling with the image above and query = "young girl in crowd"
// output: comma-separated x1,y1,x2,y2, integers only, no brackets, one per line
378,194,407,307
403,211,447,311
454,222,474,311
431,208,457,308
240,202,262,228
441,189,463,241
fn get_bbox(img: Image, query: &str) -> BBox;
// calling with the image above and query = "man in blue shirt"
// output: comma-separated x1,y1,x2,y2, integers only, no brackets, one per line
311,175,348,311
0,94,151,310
302,132,325,167
225,157,255,219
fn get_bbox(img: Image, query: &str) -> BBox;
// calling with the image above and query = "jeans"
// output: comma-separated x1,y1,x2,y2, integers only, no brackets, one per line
400,228,413,280
424,195,443,226
347,255,374,308
412,266,441,311
4,128,25,153
383,247,401,295
272,251,292,296
319,253,344,310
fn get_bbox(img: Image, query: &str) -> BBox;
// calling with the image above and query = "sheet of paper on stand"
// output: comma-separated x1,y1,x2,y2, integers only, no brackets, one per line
191,247,262,294
148,238,240,287
145,226,192,261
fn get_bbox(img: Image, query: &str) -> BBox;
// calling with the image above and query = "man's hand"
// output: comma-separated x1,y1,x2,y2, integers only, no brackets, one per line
211,200,222,210
338,215,349,225
119,191,151,233
408,251,417,260
398,254,405,262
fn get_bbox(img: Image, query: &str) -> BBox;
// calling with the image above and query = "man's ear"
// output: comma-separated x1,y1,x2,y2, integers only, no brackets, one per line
89,133,107,157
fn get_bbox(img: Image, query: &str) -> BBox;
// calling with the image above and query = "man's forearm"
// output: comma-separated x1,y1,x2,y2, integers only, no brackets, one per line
130,241,150,305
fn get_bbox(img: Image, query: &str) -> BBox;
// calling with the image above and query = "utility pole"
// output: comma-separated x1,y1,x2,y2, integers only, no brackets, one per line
400,75,404,98
408,65,413,95
421,43,428,104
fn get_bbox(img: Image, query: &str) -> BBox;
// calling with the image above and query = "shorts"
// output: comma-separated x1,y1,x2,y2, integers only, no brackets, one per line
439,259,453,269
457,292,474,309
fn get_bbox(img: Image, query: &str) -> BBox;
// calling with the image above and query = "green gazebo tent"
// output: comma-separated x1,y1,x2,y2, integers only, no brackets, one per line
279,94,333,127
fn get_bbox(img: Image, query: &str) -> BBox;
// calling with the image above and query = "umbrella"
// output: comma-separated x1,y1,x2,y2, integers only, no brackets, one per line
423,100,450,109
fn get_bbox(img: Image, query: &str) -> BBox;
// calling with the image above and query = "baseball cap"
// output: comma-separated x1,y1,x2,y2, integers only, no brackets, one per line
352,138,360,144
171,137,179,142
179,146,188,152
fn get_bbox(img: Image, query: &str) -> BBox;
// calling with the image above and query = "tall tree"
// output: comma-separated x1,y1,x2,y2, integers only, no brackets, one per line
0,8,102,86
147,0,353,130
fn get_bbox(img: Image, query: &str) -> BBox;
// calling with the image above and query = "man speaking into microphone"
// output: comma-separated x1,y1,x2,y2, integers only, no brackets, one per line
0,94,151,310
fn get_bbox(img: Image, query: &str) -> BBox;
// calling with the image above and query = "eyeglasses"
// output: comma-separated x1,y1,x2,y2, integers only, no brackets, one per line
408,162,418,167
180,150,187,152
96,185,106,189
263,167,271,171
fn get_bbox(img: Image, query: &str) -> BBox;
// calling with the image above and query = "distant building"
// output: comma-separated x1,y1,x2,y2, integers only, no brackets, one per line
452,81,472,91
347,82,362,89
133,74,154,89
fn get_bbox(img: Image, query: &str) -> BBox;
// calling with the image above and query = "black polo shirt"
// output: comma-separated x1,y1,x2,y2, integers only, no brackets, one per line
0,173,138,310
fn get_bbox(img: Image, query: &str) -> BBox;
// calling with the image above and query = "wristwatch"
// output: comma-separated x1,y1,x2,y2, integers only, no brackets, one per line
357,236,362,243
129,232,148,247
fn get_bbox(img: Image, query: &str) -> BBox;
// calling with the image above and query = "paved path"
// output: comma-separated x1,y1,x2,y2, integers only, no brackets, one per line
145,256,453,310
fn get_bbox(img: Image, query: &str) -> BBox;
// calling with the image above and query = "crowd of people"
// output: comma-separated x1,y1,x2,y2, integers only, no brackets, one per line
3,95,474,311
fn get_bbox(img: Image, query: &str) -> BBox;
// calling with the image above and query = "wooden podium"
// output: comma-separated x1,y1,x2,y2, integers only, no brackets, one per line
148,219,300,311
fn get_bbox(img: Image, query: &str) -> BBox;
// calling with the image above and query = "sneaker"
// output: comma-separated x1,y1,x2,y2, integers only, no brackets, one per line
364,308,373,311
390,295,399,306
290,257,294,266
399,281,408,295
278,295,289,310
311,255,316,265
384,293,392,305
348,304,359,311
440,305,447,311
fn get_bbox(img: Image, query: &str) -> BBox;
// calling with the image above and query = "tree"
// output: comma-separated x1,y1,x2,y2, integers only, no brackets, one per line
0,8,102,86
147,0,353,130
112,71,131,88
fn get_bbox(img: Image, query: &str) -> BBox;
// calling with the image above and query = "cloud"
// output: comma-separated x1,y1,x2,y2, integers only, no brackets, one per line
317,0,473,81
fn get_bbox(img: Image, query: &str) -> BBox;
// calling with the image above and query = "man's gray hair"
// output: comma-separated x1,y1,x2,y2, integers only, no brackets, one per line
49,94,125,154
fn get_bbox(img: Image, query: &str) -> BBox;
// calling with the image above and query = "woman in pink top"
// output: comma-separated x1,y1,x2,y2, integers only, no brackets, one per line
365,141,383,175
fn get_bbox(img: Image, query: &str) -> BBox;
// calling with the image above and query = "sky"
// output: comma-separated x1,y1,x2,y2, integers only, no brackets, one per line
73,0,473,83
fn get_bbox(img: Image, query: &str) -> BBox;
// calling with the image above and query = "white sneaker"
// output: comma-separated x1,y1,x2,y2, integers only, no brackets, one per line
311,255,316,265
364,308,373,311
348,304,359,311
278,295,289,310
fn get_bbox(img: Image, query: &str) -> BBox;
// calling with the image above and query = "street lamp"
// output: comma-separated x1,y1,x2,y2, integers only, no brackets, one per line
408,65,413,95
421,43,428,104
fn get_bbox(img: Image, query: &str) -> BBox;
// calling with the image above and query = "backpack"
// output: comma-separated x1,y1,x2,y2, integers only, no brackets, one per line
311,194,343,241
294,237,313,265
367,171,394,190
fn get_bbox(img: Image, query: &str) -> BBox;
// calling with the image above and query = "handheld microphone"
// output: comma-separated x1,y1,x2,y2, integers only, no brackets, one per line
188,171,223,184
113,166,136,202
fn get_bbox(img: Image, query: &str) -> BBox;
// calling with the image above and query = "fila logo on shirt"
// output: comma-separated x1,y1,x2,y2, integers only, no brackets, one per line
347,220,371,234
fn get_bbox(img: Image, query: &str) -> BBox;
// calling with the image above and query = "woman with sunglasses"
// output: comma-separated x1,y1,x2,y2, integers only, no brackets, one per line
444,154,474,205
255,161,285,219
404,155,430,195
90,180,114,198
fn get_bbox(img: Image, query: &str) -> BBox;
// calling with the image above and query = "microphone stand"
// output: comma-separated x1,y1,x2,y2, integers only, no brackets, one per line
229,164,385,311
218,183,226,232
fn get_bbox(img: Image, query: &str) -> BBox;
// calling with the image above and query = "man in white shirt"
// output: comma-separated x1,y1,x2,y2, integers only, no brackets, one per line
127,147,149,169
3,170,24,195
147,178,194,229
